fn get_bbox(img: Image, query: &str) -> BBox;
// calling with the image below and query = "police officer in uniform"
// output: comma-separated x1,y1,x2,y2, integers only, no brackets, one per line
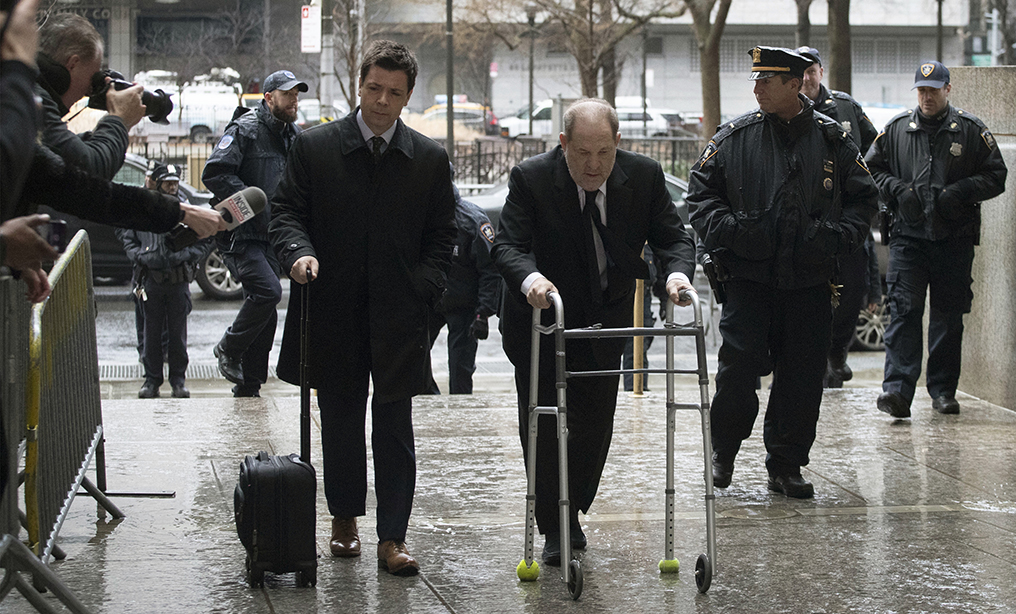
796,46,882,387
203,70,307,397
866,61,1007,418
687,47,878,498
118,164,210,399
425,171,500,394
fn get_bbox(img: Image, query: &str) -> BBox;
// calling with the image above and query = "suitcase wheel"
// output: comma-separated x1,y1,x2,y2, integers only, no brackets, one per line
297,568,317,588
245,554,264,588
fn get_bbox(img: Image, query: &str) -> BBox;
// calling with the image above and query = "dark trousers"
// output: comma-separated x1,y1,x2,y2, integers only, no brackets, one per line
829,244,870,357
515,339,620,534
426,309,479,394
317,383,416,542
711,280,832,475
221,241,281,389
141,281,191,387
883,236,974,403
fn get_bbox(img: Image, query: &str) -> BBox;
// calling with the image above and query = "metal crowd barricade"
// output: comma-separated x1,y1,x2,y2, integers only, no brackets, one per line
516,288,717,599
24,230,123,566
1,248,94,614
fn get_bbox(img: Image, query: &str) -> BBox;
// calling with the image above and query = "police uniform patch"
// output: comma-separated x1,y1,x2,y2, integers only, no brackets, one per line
823,177,833,191
982,130,997,150
217,134,234,149
920,63,936,78
698,140,719,166
949,142,962,157
480,222,495,243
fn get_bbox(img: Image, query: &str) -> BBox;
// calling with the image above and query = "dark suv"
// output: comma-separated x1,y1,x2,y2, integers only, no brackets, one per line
39,153,242,300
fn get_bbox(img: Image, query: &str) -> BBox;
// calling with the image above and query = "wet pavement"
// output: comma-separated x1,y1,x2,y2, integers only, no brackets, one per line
4,349,1015,613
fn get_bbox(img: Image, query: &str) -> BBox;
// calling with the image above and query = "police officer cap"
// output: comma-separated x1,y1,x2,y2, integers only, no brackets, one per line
913,61,949,89
748,46,812,81
151,163,180,183
794,46,822,67
263,70,309,94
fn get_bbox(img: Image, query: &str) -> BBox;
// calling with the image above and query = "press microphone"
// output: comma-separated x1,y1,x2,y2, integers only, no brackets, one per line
166,186,267,251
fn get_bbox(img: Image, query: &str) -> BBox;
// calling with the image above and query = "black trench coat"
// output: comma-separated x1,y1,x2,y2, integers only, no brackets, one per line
269,111,456,402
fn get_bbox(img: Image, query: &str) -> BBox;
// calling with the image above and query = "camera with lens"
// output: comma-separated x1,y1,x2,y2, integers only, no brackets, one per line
88,70,174,124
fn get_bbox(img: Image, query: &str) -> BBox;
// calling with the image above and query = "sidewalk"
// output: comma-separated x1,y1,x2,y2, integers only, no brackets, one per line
4,359,1015,613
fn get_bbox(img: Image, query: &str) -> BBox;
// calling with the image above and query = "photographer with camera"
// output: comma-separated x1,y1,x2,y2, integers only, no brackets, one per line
35,13,144,180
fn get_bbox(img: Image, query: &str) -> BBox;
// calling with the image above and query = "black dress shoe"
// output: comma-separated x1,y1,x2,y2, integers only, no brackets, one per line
768,473,814,499
231,385,261,398
877,392,911,418
541,532,561,566
214,341,244,384
138,382,160,399
932,395,960,414
828,349,852,381
711,453,734,489
171,385,190,398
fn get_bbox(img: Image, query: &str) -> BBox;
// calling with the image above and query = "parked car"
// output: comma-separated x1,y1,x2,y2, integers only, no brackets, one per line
39,153,243,300
498,99,673,138
417,102,500,136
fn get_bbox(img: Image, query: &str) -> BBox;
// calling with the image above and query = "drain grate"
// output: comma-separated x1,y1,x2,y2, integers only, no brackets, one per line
99,362,277,381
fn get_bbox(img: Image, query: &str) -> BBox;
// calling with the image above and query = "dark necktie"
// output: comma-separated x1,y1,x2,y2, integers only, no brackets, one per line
370,136,385,164
584,190,650,283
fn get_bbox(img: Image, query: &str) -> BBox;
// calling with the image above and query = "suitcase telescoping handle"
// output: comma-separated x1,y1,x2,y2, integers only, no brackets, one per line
300,268,312,464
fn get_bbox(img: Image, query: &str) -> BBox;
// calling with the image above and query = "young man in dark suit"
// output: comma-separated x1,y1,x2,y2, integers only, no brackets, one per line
492,99,696,565
269,40,456,576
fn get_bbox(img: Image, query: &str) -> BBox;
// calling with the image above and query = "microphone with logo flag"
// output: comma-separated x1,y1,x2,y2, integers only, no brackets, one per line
166,186,267,250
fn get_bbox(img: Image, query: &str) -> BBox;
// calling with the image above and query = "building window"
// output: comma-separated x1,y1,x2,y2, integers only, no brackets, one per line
853,38,922,74
645,36,663,55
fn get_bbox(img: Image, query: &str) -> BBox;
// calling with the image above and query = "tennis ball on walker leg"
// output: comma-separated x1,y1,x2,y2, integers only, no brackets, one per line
659,558,680,574
517,559,540,581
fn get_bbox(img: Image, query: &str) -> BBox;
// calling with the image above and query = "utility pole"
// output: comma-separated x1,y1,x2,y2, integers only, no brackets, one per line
526,3,537,136
445,0,454,161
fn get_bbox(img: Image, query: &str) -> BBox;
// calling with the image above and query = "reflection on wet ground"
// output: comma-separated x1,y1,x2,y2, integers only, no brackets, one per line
3,386,1014,613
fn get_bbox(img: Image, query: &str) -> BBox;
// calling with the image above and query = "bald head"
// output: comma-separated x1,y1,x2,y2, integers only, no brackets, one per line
562,99,619,141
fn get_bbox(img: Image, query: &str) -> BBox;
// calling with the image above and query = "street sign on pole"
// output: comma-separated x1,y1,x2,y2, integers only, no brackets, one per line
302,5,322,54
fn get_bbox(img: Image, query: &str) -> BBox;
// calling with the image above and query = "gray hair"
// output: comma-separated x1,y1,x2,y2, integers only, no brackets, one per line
563,99,619,140
39,13,104,66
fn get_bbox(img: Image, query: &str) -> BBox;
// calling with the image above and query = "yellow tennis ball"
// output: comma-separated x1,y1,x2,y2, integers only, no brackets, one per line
659,558,680,574
517,559,540,581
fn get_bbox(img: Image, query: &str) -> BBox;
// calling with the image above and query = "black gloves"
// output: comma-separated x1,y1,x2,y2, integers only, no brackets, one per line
934,186,965,220
469,315,489,340
895,183,925,224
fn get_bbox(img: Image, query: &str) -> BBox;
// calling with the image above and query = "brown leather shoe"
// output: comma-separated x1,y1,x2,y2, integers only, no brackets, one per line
329,517,361,557
377,540,419,576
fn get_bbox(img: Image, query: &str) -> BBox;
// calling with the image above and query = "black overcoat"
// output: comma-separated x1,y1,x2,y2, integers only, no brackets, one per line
492,146,695,370
268,111,456,402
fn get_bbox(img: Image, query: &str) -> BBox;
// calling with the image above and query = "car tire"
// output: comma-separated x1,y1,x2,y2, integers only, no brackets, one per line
195,248,242,300
852,295,890,351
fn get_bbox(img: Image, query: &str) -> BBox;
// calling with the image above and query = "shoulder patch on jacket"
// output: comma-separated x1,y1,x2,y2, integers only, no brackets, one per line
480,222,495,243
982,129,997,150
217,134,234,149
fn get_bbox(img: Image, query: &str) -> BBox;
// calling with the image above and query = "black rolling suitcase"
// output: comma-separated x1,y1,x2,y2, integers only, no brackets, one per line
234,275,317,588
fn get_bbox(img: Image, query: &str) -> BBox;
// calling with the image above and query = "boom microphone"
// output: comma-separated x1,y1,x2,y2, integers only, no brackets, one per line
166,186,267,251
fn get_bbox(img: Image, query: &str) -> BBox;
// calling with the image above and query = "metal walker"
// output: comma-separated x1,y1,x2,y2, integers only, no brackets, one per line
516,288,717,598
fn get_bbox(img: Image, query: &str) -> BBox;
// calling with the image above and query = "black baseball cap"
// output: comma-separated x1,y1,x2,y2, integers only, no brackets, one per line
913,61,950,89
794,46,822,67
264,70,309,94
748,46,813,80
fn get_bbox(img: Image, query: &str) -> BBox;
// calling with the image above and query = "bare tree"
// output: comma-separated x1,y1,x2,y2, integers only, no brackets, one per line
796,0,814,47
992,0,1016,66
827,0,852,93
687,0,733,140
460,0,684,105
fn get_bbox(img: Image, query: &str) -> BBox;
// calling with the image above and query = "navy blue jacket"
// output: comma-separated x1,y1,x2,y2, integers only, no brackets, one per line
437,187,500,318
202,101,300,243
865,105,1007,242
